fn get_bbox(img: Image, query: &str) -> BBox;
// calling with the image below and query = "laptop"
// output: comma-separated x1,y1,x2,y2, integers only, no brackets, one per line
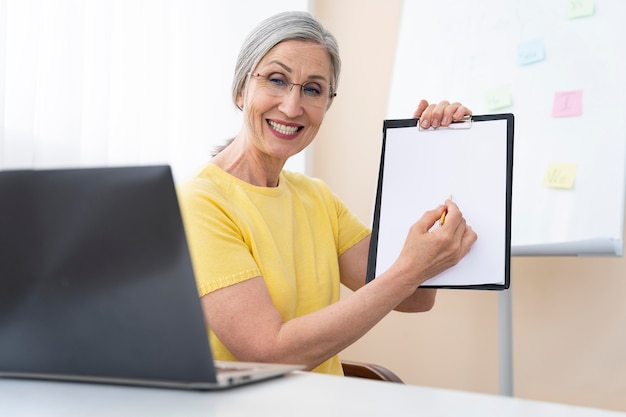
0,165,303,389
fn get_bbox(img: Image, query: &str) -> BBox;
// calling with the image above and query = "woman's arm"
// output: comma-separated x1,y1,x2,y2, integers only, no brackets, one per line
201,200,475,371
340,199,475,312
200,268,413,371
338,237,437,313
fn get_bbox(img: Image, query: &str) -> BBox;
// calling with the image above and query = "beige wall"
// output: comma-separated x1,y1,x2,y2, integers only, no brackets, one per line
313,0,626,412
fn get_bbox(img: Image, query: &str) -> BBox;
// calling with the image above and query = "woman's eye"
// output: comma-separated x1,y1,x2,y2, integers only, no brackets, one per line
302,82,322,97
267,73,288,87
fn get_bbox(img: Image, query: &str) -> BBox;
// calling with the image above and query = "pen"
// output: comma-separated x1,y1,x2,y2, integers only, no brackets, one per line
439,195,453,226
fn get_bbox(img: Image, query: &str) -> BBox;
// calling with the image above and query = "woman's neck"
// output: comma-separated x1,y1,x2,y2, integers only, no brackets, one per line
211,137,284,187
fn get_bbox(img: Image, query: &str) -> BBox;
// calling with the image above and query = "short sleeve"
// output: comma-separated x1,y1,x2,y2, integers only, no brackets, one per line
177,181,260,297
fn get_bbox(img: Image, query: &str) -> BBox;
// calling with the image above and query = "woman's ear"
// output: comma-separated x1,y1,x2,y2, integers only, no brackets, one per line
236,93,244,110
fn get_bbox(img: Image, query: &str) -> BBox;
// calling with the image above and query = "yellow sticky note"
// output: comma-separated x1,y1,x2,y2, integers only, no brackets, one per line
484,85,512,111
565,0,594,19
543,163,577,189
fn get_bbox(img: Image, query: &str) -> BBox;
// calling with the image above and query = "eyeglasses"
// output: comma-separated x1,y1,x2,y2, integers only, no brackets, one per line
248,72,336,108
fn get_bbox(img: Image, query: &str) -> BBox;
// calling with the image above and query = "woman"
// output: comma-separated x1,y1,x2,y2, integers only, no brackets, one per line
177,11,477,375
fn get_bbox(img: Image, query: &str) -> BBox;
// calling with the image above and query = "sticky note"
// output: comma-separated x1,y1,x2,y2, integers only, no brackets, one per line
484,85,512,111
552,90,582,117
543,163,577,189
517,39,546,66
565,0,594,19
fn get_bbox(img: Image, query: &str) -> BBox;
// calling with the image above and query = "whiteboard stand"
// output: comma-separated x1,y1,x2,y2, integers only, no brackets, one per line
498,290,513,396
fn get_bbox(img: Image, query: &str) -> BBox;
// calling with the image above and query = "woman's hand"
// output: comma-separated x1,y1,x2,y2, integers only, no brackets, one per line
413,99,472,129
391,199,477,288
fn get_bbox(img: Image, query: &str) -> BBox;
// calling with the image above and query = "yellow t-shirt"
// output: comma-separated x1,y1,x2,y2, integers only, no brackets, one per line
177,163,370,375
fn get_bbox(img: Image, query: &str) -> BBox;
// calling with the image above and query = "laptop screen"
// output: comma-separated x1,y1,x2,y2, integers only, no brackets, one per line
0,166,217,384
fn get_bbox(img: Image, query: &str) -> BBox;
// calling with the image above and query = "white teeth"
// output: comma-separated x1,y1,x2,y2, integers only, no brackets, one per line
268,120,299,135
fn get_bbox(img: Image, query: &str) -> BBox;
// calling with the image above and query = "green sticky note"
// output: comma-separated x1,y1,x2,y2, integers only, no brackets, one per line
565,0,594,19
484,85,512,111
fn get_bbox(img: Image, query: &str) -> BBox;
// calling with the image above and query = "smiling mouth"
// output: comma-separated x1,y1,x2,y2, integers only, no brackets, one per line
268,120,303,136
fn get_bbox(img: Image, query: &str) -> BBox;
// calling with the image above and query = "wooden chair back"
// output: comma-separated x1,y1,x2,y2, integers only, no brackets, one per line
341,360,404,383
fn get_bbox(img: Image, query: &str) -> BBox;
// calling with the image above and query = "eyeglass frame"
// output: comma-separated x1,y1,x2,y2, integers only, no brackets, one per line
247,72,337,106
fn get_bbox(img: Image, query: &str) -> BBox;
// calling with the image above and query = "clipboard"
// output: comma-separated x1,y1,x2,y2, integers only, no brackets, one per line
366,114,514,290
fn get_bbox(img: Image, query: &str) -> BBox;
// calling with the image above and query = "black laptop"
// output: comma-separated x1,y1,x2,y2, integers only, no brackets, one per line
0,165,302,389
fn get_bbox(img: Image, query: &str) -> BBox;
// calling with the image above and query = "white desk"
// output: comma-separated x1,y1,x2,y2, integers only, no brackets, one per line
1,372,624,417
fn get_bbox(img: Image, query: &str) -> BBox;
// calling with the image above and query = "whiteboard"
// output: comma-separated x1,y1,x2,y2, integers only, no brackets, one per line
387,0,626,256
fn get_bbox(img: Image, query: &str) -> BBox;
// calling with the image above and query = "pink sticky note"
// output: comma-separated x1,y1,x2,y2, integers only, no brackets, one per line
552,90,583,117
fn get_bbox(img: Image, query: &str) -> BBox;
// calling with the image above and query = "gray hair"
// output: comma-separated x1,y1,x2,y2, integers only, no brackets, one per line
231,11,341,110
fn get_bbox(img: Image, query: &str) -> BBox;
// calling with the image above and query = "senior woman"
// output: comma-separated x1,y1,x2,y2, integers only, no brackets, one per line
177,11,477,375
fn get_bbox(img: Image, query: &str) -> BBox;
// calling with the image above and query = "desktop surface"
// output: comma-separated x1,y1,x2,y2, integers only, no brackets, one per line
1,371,625,417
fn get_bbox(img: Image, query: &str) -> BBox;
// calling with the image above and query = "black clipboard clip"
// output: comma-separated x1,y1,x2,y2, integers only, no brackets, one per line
418,115,472,131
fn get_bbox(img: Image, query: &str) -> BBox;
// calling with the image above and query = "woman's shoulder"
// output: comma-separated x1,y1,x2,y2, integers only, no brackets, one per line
281,170,331,193
177,163,232,206
281,170,345,211
180,163,243,193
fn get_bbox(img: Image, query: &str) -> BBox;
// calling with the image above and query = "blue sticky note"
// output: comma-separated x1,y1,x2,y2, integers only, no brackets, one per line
517,39,546,66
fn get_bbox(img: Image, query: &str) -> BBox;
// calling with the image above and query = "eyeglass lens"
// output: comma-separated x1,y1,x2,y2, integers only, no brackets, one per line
250,72,334,107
